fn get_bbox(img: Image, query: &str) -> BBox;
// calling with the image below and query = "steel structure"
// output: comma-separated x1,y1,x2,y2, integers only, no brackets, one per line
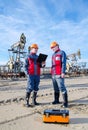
66,49,81,74
7,33,27,73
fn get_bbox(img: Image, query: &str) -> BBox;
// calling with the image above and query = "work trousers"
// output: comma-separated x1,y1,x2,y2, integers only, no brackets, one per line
52,75,67,94
26,75,40,93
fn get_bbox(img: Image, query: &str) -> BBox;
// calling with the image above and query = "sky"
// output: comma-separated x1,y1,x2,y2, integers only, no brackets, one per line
0,0,88,67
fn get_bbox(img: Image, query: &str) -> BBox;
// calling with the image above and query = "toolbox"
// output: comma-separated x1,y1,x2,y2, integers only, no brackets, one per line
43,109,69,124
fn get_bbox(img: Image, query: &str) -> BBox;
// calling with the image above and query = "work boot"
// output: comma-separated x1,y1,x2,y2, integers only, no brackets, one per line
25,92,31,107
62,92,68,108
52,91,60,104
32,91,39,106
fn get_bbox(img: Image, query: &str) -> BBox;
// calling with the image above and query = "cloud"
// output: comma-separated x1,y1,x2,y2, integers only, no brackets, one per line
49,18,88,51
0,0,88,67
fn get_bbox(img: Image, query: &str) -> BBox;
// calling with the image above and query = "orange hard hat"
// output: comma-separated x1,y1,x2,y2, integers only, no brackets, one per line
50,41,59,49
30,43,38,49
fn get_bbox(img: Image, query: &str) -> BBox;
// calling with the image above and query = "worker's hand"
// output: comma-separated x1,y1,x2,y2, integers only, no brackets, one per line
61,73,65,78
42,61,46,67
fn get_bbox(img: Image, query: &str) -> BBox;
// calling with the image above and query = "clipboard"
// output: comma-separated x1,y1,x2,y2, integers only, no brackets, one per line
37,53,48,63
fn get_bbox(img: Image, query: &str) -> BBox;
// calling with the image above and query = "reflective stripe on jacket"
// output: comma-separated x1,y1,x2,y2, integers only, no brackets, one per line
51,49,66,75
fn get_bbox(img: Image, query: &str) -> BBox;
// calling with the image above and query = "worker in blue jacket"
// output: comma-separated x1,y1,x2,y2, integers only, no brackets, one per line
25,43,45,107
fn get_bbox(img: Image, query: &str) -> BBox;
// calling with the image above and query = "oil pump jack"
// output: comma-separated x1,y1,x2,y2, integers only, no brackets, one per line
66,49,81,74
7,33,27,73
